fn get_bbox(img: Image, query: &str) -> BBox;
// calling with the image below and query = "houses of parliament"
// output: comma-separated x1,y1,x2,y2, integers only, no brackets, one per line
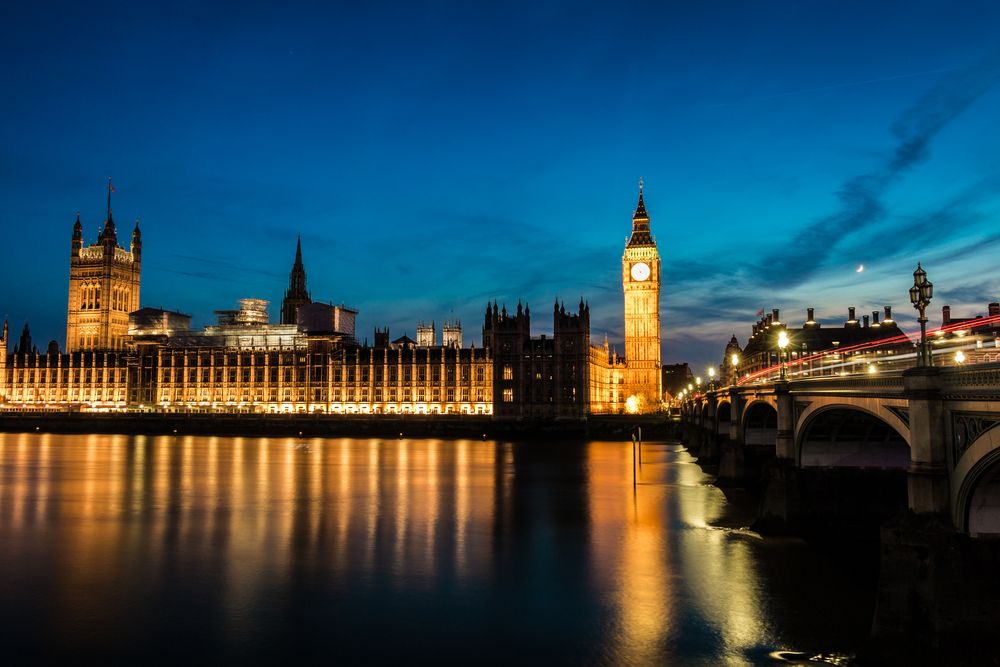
1,184,662,417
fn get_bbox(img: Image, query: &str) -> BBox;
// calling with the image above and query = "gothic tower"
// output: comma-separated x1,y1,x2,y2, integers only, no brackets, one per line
621,181,662,409
280,235,311,325
66,181,142,352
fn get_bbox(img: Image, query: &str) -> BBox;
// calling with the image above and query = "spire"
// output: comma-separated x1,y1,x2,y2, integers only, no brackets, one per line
626,178,655,248
99,178,117,244
634,176,647,219
18,321,32,356
280,235,311,325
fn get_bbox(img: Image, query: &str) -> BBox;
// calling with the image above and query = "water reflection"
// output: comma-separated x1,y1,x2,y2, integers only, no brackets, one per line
0,434,861,663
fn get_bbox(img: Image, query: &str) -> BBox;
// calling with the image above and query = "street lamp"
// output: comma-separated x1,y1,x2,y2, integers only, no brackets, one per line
707,366,716,389
909,263,934,366
955,350,966,365
730,353,740,386
777,330,789,380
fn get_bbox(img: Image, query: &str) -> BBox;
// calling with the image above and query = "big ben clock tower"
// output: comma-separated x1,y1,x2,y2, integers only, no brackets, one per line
622,180,662,410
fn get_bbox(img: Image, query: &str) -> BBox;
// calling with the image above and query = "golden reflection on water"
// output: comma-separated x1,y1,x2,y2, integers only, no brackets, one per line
0,433,778,662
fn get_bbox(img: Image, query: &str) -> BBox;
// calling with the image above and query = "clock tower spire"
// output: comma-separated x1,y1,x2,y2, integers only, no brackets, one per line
621,179,662,411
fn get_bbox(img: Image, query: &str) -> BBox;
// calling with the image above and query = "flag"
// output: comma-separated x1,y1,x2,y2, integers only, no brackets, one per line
109,181,115,193
755,307,765,318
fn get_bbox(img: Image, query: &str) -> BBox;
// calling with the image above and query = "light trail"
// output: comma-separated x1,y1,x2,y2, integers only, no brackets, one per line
736,313,1000,385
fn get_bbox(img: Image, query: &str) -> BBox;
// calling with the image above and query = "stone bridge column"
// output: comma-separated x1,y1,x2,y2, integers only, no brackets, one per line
903,367,949,515
705,393,718,431
728,388,743,445
774,380,795,460
702,392,720,460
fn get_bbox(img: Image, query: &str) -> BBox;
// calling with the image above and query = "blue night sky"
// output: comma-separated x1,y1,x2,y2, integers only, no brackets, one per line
2,1,999,370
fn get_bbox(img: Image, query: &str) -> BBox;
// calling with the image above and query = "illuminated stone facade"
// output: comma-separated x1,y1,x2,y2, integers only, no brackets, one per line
65,189,142,352
588,337,626,414
1,187,667,417
620,183,662,410
1,321,129,408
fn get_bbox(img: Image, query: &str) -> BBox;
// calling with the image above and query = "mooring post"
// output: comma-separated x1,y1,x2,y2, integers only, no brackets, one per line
631,431,637,487
638,426,642,468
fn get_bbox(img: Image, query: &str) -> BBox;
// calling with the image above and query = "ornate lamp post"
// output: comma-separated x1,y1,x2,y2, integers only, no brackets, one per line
777,330,789,380
730,353,740,386
909,263,934,366
707,366,716,390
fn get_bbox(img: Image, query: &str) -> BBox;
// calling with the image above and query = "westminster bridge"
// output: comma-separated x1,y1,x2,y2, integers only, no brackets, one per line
680,364,1000,534
678,360,1000,650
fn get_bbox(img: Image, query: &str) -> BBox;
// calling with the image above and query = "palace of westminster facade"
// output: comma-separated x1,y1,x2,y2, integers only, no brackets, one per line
0,187,663,417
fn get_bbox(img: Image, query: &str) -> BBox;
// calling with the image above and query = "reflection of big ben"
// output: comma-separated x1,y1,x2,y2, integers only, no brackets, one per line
622,181,661,409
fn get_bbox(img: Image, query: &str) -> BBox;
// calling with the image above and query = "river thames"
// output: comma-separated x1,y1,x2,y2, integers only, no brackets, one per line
0,434,871,664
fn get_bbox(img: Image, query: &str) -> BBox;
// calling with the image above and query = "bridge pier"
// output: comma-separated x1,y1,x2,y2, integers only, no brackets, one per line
679,365,1000,657
774,380,795,460
902,367,949,515
871,513,1000,661
869,366,999,655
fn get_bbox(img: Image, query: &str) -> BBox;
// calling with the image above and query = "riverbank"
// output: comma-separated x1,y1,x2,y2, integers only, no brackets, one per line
0,411,675,440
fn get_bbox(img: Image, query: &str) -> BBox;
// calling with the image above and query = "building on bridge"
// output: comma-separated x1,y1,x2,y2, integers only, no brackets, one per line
733,305,911,379
934,302,1000,365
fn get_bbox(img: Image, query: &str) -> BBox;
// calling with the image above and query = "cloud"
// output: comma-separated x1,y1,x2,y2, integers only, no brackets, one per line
937,280,998,306
755,52,1000,288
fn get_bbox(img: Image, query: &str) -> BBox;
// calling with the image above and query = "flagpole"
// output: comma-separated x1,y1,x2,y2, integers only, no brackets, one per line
107,177,112,220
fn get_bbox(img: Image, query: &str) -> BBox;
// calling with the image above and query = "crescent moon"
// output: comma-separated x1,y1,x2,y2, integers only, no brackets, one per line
856,264,864,273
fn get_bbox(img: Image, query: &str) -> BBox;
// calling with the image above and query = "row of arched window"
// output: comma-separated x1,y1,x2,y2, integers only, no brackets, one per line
80,283,101,310
79,283,131,311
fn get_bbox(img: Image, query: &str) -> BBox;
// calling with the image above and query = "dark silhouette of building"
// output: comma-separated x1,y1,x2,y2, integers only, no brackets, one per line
661,363,693,399
280,236,311,324
483,299,590,419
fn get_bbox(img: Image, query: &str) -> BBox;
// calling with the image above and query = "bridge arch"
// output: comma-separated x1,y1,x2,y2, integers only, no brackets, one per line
797,406,909,469
743,400,777,447
954,423,1000,535
716,399,731,436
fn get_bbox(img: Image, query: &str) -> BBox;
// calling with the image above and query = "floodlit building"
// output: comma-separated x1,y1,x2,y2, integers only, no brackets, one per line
65,183,141,352
1,185,667,417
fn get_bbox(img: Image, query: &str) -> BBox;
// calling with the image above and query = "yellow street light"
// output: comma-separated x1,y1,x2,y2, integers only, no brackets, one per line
955,350,966,364
777,329,789,380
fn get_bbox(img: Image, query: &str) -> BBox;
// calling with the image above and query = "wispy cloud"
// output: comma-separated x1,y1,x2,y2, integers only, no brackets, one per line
755,52,1000,288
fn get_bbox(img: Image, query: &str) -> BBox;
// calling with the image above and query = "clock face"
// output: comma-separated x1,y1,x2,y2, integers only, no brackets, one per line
630,262,651,282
